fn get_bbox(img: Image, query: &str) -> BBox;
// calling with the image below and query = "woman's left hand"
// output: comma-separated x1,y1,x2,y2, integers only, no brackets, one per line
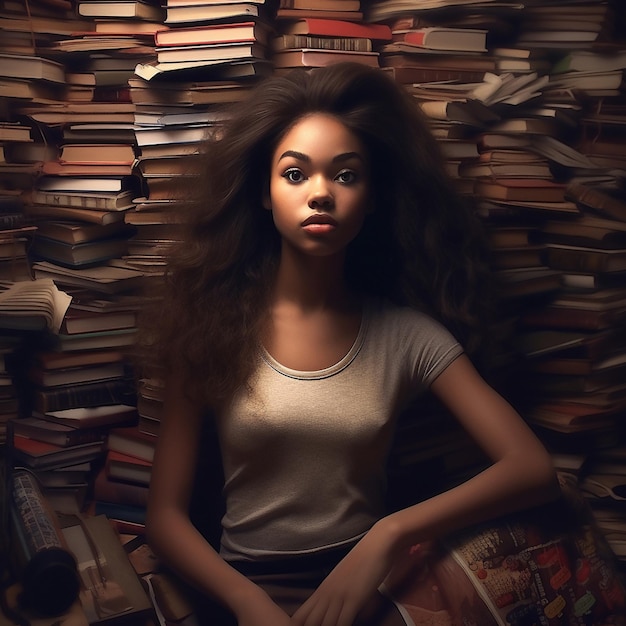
290,520,399,626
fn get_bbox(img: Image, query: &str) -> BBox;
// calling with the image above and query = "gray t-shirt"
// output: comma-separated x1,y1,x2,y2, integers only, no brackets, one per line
215,299,463,561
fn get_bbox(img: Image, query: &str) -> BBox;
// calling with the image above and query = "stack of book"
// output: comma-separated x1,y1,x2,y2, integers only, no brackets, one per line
13,3,151,278
0,194,35,283
517,186,626,445
0,0,151,384
0,0,83,283
134,0,273,81
508,1,626,459
128,4,275,278
272,3,390,69
95,423,156,534
366,3,574,305
365,0,626,546
0,278,72,443
10,403,137,501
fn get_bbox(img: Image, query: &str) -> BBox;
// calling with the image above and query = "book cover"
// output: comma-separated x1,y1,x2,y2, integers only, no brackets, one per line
474,179,567,203
107,425,156,463
105,449,152,486
60,308,137,334
35,221,132,246
155,20,271,46
93,465,149,508
12,434,104,469
165,2,261,23
60,514,154,625
281,18,391,40
29,361,127,388
30,236,130,268
391,27,487,52
12,417,109,447
34,404,138,429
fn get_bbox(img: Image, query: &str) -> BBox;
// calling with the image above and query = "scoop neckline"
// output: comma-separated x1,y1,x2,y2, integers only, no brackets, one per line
260,300,371,380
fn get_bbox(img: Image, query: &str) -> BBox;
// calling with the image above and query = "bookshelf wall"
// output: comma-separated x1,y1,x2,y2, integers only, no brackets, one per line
1,0,626,605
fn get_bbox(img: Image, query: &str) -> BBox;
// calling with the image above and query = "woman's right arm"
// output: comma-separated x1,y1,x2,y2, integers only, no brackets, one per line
146,371,290,626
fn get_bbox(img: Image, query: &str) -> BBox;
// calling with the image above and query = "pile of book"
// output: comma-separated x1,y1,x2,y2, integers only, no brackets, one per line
364,0,626,561
125,1,279,290
0,279,71,444
271,0,390,70
91,422,156,535
9,402,137,510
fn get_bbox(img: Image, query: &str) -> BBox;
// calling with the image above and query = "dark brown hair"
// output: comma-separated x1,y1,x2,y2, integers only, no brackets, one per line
137,62,494,406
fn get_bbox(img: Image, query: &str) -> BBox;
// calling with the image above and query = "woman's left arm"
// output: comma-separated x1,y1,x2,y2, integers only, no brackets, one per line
387,354,561,543
291,354,561,626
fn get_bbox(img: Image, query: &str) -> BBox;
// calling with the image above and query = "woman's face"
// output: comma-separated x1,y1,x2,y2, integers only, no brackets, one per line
267,113,371,259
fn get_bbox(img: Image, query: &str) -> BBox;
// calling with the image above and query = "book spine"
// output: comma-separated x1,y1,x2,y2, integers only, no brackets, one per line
94,469,149,508
545,248,609,273
33,380,133,413
388,67,486,83
274,34,371,52
0,213,29,229
31,190,119,210
566,184,626,222
64,430,108,447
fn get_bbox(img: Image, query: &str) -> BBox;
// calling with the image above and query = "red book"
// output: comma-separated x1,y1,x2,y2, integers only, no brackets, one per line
12,434,104,469
391,27,487,52
281,18,392,41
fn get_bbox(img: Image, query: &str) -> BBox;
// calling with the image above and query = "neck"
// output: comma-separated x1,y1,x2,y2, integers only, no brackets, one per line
272,247,352,311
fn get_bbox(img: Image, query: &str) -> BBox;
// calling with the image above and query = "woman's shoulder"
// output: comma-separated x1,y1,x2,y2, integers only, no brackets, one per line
367,296,447,332
364,296,460,351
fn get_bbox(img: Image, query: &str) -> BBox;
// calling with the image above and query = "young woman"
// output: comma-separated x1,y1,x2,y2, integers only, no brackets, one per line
141,62,559,626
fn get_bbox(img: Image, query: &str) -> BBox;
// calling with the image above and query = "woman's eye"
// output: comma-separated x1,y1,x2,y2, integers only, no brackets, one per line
282,168,304,183
336,170,356,184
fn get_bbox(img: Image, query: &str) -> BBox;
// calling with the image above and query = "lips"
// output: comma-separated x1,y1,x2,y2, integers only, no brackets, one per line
301,213,338,227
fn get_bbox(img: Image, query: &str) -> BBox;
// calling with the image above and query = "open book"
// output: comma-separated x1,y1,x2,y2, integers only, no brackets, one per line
0,278,71,333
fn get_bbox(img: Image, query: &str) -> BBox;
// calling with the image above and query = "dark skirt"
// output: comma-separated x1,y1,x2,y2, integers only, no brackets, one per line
193,545,407,625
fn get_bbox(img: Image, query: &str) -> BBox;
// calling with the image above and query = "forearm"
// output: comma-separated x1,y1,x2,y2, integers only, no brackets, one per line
146,506,268,616
382,448,560,554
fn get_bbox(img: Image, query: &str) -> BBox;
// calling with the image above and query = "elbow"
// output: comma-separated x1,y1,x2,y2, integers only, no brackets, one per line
145,500,172,556
144,505,161,554
528,448,561,506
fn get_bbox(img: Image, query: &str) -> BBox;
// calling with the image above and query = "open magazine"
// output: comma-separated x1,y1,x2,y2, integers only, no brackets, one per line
383,475,626,626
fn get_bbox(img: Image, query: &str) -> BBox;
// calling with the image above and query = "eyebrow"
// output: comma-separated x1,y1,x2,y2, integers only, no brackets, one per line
277,150,364,164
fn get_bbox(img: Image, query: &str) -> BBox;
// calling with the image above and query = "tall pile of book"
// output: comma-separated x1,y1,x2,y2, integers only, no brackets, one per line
0,1,156,519
126,1,276,430
366,0,626,564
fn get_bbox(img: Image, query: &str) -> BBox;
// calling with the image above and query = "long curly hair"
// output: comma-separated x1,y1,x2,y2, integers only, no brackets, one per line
137,62,495,407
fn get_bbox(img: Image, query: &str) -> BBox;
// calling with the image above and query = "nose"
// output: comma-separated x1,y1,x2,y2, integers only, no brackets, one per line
308,175,333,209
